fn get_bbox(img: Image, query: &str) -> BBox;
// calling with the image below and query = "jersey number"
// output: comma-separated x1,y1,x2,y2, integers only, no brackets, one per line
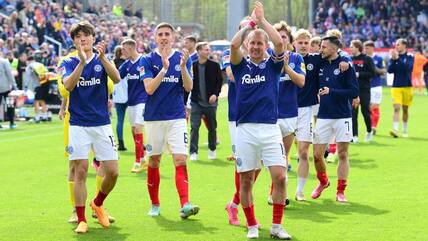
344,121,350,131
184,133,188,144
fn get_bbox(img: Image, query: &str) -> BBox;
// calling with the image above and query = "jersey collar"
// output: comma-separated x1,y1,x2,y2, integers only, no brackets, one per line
155,48,176,59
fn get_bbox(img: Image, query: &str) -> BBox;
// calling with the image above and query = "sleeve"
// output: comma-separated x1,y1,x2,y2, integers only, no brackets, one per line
186,57,192,79
4,60,16,86
214,62,223,96
107,78,114,95
377,56,384,69
61,59,75,80
387,59,396,73
271,57,284,73
406,55,414,73
295,54,306,75
118,61,128,79
330,67,359,99
139,55,153,81
358,57,375,79
23,65,31,89
221,49,231,70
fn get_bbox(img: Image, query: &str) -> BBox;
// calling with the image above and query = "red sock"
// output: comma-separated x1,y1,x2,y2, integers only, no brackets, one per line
232,169,240,205
75,206,86,223
175,165,189,207
202,115,209,129
140,134,145,159
317,172,329,186
147,166,160,205
134,133,143,164
329,144,337,154
272,203,285,225
371,107,380,128
94,191,108,207
243,204,257,227
337,179,347,193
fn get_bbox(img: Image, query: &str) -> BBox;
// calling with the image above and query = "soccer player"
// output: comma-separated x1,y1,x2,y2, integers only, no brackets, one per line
119,39,148,173
350,40,376,143
230,2,291,239
387,38,414,138
61,21,121,233
364,40,386,135
140,22,199,218
267,21,305,205
311,36,358,202
183,35,199,63
309,36,321,54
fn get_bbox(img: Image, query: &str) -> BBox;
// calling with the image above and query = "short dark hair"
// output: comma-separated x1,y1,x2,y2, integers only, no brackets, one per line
70,21,95,40
121,38,136,47
196,42,208,51
155,22,175,33
351,39,363,52
363,40,375,47
184,35,197,43
322,35,342,48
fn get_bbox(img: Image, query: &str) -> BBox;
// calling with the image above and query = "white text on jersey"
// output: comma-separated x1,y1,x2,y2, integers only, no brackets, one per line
241,74,266,84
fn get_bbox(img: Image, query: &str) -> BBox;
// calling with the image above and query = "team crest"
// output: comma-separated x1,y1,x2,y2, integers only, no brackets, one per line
56,66,65,75
289,63,295,69
236,157,242,167
66,146,74,154
223,55,230,63
94,64,102,72
259,62,266,69
175,64,181,71
139,66,145,75
145,144,152,152
307,63,314,71
334,68,340,75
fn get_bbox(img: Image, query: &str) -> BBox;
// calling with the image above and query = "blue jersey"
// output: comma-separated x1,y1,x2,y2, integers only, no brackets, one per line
221,49,236,122
190,52,199,63
387,52,414,87
119,55,147,106
278,52,305,118
140,49,192,121
318,56,359,119
61,54,110,126
231,56,284,124
370,55,384,87
298,53,323,107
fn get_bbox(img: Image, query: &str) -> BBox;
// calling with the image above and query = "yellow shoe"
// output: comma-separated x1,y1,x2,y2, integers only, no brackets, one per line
90,200,110,228
68,210,78,223
74,221,88,234
92,209,116,223
131,163,143,173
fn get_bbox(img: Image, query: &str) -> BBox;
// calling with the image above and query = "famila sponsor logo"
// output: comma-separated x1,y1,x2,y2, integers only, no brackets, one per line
77,77,101,87
241,74,266,84
162,76,179,83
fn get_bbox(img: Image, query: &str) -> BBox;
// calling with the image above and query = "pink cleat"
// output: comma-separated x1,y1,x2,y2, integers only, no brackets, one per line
225,203,240,226
311,182,330,199
336,192,348,202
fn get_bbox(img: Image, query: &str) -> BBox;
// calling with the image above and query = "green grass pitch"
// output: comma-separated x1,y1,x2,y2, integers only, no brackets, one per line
0,88,427,241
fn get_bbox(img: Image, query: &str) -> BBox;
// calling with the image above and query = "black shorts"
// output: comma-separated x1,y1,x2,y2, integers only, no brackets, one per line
35,83,50,101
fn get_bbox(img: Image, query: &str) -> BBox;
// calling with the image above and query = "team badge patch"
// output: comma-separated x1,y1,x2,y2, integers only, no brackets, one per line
139,66,145,75
56,66,65,75
289,63,295,69
66,146,74,154
307,63,314,71
236,157,242,167
334,68,340,75
94,64,102,72
175,65,181,71
259,62,266,69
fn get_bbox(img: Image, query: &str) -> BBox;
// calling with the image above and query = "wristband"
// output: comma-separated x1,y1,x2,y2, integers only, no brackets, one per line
248,20,256,29
160,68,167,74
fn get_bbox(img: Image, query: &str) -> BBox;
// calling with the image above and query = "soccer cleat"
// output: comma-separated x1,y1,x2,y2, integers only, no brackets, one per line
402,133,408,138
90,200,110,228
351,136,359,143
92,209,116,223
311,182,330,199
267,196,273,205
287,164,292,172
68,210,78,223
365,131,373,142
189,153,198,161
247,226,259,239
295,192,306,201
226,155,236,161
74,221,88,234
326,153,336,163
270,225,292,240
389,130,399,138
147,205,160,216
180,203,200,219
208,150,216,160
131,163,144,173
9,124,16,129
336,192,348,202
372,127,377,135
225,203,240,226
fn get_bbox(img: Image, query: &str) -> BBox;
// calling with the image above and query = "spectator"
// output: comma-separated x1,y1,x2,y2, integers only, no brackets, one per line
189,42,223,161
0,53,16,129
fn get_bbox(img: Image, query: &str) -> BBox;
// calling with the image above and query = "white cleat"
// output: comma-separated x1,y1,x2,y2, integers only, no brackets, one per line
247,226,259,239
189,153,198,161
147,205,160,216
402,132,408,138
208,150,216,160
365,131,373,142
352,136,359,143
295,192,306,201
270,225,292,240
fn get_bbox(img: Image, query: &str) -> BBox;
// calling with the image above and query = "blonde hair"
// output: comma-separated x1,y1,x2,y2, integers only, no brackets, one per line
273,21,293,50
326,29,342,40
294,29,312,41
310,36,321,47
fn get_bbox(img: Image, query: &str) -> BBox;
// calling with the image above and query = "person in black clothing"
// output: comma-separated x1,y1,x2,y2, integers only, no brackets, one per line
189,42,223,161
350,40,376,143
424,50,428,95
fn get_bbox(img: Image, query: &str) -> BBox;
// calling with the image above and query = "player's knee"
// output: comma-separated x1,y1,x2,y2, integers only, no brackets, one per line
337,151,348,162
273,173,286,186
313,154,323,163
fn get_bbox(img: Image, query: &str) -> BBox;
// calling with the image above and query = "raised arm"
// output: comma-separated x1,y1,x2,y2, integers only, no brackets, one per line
180,49,193,92
230,24,252,65
253,1,283,55
96,41,121,84
143,48,169,95
63,43,86,91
